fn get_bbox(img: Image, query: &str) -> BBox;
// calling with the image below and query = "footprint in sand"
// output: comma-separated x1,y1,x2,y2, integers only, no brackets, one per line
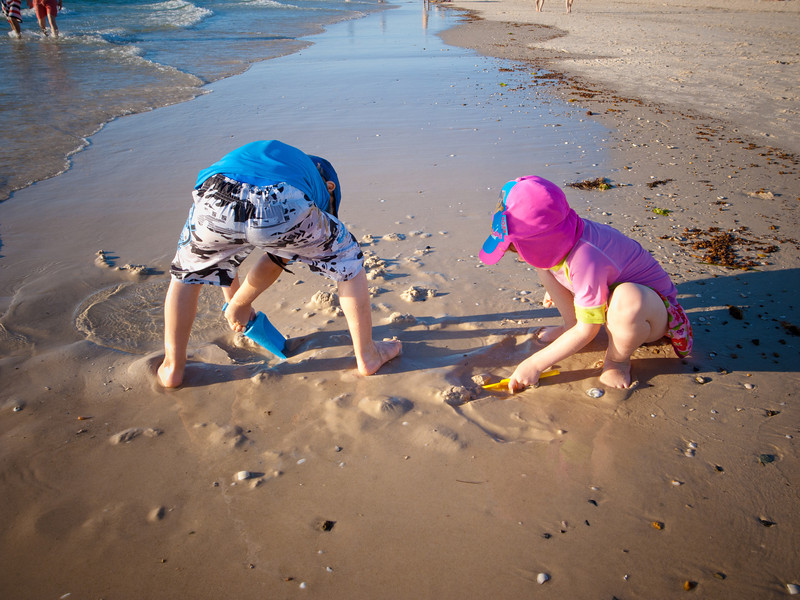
357,395,413,420
323,394,413,437
408,424,465,452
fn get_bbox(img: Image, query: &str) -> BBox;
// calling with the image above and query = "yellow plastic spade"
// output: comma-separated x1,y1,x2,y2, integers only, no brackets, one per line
481,369,560,391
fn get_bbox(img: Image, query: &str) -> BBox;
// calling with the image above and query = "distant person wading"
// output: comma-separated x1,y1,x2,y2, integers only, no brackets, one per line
536,0,573,13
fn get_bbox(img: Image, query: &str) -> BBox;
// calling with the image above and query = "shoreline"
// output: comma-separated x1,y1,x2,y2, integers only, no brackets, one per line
0,1,388,203
437,0,800,157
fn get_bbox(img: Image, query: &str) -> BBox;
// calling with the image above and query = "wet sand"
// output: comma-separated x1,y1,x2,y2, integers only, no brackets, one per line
1,0,799,598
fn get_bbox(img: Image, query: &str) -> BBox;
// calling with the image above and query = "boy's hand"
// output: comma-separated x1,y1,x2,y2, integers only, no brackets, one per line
224,301,255,333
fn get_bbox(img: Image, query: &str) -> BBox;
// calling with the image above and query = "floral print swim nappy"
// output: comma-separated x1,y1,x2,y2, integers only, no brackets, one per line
657,292,693,358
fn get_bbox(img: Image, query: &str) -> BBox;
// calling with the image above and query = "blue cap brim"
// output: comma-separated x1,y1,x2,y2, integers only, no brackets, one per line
478,180,518,265
479,209,511,265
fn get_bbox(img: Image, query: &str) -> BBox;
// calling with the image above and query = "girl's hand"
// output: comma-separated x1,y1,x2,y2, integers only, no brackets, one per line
508,356,545,393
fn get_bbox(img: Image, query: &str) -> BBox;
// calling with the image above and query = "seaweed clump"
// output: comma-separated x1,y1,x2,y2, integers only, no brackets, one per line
568,177,613,191
681,226,779,269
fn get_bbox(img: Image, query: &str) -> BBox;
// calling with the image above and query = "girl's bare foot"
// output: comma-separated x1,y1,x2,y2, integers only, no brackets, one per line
599,357,632,389
357,339,402,376
157,359,184,388
536,325,564,344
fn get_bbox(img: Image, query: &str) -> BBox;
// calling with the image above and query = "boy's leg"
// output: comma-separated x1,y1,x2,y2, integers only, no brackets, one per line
158,279,202,388
601,282,668,388
222,254,284,332
535,267,576,343
337,269,401,375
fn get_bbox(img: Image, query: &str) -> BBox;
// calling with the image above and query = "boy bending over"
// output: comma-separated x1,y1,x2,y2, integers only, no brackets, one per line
158,140,400,388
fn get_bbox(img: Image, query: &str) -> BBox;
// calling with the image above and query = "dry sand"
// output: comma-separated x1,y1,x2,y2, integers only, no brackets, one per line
1,0,799,598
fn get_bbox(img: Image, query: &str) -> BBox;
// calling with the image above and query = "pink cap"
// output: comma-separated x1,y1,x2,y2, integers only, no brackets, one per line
479,176,584,268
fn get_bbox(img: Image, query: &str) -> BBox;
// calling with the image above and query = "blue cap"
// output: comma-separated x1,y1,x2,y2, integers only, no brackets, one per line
307,155,341,218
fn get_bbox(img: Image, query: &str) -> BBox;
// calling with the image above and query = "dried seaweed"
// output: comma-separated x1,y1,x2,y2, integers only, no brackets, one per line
568,177,613,191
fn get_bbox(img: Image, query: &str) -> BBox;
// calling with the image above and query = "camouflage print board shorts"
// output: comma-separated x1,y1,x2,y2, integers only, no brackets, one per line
170,174,364,286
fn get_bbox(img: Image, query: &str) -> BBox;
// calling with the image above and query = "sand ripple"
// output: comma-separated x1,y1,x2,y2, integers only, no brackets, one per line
74,282,224,354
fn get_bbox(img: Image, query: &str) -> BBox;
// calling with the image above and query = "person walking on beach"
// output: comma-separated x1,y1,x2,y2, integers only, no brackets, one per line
2,0,22,37
158,140,401,388
478,176,692,391
535,0,573,13
29,0,60,37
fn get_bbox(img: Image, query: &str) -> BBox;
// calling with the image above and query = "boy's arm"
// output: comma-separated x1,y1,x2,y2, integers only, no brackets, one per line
509,321,601,392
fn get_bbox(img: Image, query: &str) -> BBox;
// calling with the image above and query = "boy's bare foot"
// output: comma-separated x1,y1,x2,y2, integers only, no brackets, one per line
157,359,184,388
357,339,402,376
536,325,564,344
599,357,632,389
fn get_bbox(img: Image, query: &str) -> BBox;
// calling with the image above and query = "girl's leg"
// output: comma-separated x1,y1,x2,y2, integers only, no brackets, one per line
601,282,668,388
535,267,576,343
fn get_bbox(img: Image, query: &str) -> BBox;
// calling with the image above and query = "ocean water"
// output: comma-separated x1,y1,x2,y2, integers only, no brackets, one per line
0,0,386,201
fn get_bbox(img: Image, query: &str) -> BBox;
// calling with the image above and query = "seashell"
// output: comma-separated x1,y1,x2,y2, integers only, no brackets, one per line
695,376,709,384
759,518,776,527
758,453,776,465
319,520,336,532
236,471,251,481
147,506,166,522
586,387,605,398
651,521,664,530
537,572,550,584
671,479,684,486
684,448,695,457
786,583,800,595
